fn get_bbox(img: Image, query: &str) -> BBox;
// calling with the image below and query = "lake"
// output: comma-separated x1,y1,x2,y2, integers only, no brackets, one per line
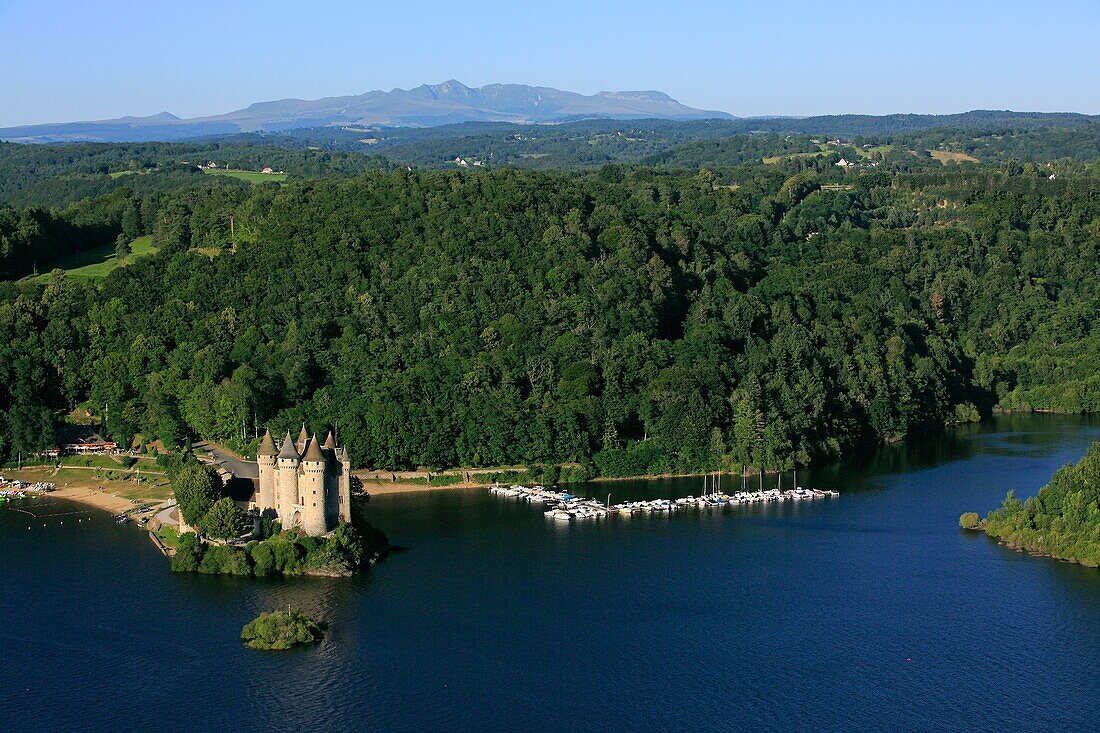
2,414,1099,732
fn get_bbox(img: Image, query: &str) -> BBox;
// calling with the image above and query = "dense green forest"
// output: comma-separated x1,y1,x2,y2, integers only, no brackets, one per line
970,443,1100,567
1,135,1097,475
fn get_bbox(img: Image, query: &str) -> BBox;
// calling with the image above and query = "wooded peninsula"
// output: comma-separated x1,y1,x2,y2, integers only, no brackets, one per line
965,442,1100,567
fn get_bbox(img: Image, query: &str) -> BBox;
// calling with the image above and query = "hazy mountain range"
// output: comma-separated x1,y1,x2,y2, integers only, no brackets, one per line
0,81,734,143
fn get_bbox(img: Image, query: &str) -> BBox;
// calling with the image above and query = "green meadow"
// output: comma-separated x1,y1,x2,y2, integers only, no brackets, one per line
24,235,157,281
202,168,287,183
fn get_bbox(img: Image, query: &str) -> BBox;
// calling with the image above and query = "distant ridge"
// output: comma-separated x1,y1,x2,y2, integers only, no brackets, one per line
0,81,734,143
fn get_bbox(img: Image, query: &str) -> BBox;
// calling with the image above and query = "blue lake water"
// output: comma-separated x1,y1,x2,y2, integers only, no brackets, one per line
2,414,1099,732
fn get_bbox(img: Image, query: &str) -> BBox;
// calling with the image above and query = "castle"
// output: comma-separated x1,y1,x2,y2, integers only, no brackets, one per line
253,426,352,536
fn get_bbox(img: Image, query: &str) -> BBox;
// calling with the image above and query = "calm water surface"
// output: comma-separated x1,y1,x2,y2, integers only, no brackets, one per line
2,414,1099,732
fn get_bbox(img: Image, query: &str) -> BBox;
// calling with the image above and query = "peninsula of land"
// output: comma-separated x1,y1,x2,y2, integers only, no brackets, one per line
964,442,1100,568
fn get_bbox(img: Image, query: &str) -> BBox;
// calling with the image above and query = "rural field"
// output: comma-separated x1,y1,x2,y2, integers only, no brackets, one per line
22,235,157,281
202,168,287,183
928,149,980,164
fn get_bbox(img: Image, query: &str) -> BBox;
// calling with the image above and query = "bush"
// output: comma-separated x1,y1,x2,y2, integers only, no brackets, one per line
198,544,251,575
952,403,981,425
267,535,304,575
249,541,276,578
959,512,981,529
170,532,204,572
241,609,323,650
559,463,594,484
259,516,281,539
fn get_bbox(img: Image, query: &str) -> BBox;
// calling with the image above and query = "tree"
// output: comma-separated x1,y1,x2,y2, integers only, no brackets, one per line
114,232,132,261
120,202,142,240
174,463,220,526
201,497,248,540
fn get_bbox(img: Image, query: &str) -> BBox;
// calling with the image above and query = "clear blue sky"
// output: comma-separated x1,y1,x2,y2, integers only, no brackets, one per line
2,0,1098,127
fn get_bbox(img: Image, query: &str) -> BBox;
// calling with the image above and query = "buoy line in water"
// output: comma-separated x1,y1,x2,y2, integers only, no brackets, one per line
3,507,96,518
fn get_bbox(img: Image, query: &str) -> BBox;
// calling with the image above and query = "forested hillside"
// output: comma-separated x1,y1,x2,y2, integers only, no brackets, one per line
1,160,1097,475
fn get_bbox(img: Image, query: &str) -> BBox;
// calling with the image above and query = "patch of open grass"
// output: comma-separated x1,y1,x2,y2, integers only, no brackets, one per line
928,149,979,164
24,235,157,282
157,525,180,548
762,151,827,165
61,455,123,469
202,168,287,184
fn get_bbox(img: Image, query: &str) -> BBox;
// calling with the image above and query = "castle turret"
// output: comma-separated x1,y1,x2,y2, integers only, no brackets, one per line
337,445,352,523
299,435,328,536
256,429,277,513
322,431,340,528
275,430,301,528
296,424,309,453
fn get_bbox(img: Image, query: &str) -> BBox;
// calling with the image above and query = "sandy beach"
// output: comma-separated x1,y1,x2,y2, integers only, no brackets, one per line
2,465,170,515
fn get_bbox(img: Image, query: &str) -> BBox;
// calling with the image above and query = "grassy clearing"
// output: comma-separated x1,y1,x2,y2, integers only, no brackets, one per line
108,169,153,179
61,455,124,469
855,145,893,157
202,168,287,184
762,151,827,165
24,235,156,282
157,525,180,548
928,149,979,164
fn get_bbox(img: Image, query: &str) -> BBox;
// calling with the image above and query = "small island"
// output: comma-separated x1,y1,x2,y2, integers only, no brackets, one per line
963,442,1100,567
241,609,323,650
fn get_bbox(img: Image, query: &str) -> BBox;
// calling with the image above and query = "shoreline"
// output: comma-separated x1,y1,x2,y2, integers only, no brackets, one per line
360,468,785,497
362,481,482,496
967,525,1099,569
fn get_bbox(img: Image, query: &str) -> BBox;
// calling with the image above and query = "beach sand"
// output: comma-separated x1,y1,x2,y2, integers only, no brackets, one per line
2,465,170,515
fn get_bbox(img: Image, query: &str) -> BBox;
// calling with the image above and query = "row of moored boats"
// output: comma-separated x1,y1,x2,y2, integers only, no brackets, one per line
0,479,55,501
488,483,839,522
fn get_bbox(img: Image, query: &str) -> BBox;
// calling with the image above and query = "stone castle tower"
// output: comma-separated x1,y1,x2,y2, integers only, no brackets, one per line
255,426,352,535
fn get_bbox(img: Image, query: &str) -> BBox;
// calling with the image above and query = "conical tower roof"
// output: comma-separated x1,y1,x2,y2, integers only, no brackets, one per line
303,434,325,462
296,424,309,451
323,431,337,450
257,429,277,457
278,430,300,460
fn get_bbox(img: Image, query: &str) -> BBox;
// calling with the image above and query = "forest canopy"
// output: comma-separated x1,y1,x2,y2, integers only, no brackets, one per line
1,130,1097,476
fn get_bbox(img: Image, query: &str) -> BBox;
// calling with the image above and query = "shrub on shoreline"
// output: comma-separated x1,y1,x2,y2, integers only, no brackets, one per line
169,520,387,578
974,442,1100,567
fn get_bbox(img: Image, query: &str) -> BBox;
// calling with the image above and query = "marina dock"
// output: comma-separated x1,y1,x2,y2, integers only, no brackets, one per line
489,482,839,522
